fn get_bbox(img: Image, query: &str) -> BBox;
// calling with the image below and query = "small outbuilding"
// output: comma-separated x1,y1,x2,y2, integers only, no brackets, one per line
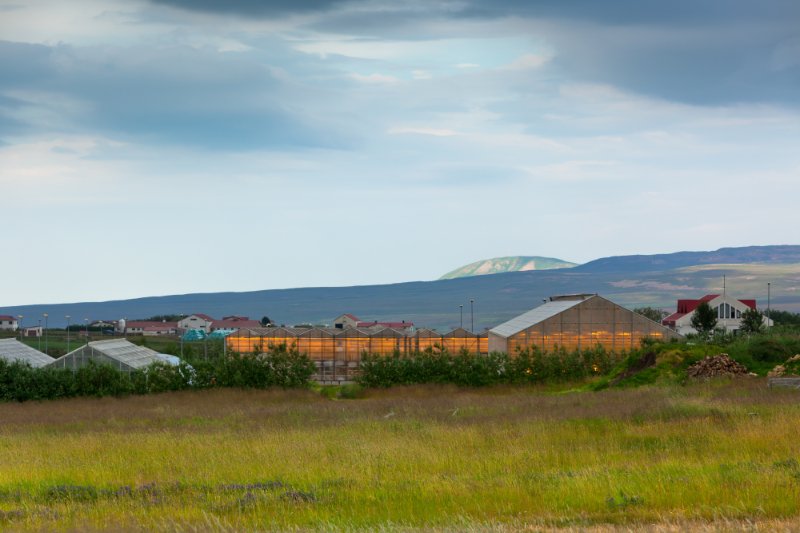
0,338,54,368
47,339,172,372
488,294,682,354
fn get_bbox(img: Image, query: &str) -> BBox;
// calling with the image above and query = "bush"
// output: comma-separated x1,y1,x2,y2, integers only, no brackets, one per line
357,346,619,388
0,345,317,403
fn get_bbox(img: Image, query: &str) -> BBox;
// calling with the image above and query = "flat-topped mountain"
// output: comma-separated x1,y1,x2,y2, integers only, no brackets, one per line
439,256,577,280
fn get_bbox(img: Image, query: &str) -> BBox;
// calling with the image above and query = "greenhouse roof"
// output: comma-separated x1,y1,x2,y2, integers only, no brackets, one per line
0,338,54,368
71,339,162,370
489,297,591,339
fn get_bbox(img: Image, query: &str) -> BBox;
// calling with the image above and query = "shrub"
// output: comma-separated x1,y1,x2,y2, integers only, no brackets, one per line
357,346,619,388
0,345,317,403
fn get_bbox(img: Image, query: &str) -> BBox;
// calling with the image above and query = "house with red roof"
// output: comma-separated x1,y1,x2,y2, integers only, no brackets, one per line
662,293,772,335
0,315,18,332
333,314,361,329
333,313,414,331
356,320,414,331
124,321,178,336
177,314,216,333
210,316,261,331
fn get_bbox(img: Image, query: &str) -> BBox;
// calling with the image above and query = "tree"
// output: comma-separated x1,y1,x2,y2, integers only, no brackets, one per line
739,307,765,335
690,302,718,337
634,307,668,323
260,316,272,326
766,309,800,328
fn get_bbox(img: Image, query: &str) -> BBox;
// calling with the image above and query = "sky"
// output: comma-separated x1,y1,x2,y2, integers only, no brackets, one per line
1,0,799,306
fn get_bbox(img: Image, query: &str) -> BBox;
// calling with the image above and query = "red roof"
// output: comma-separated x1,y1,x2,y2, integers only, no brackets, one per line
357,321,414,328
190,313,215,321
739,299,757,309
341,314,359,321
662,295,758,326
212,319,261,329
127,321,178,329
142,325,176,332
0,315,15,321
222,315,249,321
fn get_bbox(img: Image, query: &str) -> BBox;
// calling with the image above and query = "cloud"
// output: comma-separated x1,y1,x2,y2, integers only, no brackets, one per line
387,127,459,137
502,53,550,70
148,0,342,16
0,40,347,150
350,73,400,84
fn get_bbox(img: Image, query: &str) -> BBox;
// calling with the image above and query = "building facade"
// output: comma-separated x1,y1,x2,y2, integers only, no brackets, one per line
0,315,18,331
177,314,215,333
662,293,773,335
488,294,682,354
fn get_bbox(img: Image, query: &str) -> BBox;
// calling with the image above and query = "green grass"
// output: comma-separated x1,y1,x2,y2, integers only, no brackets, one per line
0,380,799,530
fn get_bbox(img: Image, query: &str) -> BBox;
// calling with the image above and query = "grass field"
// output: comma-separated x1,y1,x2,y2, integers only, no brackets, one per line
1,380,800,531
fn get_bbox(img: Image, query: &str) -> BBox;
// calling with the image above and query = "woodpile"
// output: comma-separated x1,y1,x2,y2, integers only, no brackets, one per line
769,354,800,377
687,354,749,378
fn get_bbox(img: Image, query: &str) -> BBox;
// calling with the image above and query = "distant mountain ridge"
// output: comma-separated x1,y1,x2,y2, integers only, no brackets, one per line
576,245,800,273
2,245,799,332
440,256,577,280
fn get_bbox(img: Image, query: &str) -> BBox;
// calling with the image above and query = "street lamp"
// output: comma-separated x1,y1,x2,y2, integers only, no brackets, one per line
459,305,463,329
65,315,71,353
43,313,48,355
84,318,89,342
37,319,42,351
470,298,475,333
17,315,23,342
767,282,771,329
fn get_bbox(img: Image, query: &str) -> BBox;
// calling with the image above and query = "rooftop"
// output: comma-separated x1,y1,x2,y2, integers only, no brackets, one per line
489,297,590,339
0,338,54,368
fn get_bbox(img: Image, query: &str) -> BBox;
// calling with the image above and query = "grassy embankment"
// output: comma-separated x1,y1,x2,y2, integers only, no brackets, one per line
1,380,799,531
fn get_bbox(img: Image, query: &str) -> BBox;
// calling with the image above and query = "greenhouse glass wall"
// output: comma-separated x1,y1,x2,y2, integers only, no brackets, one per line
227,326,489,383
227,327,489,358
488,294,682,354
47,339,165,372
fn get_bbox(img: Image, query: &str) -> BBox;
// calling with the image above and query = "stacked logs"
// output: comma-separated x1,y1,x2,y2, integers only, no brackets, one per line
769,354,800,377
687,354,749,378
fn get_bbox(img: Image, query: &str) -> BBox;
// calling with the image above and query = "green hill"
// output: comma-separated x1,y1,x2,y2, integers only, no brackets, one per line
439,256,578,280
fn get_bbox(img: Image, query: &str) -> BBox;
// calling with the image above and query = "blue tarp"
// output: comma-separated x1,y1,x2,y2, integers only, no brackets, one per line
208,329,236,339
181,329,206,341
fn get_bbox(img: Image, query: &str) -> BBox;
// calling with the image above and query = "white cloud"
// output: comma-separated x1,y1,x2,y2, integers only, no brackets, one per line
502,53,551,70
387,127,460,137
349,72,400,84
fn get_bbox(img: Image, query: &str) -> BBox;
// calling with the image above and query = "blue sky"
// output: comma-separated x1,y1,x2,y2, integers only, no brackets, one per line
1,0,799,306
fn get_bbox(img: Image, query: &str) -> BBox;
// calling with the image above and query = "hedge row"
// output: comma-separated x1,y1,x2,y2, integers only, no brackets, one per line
356,346,619,388
0,345,316,402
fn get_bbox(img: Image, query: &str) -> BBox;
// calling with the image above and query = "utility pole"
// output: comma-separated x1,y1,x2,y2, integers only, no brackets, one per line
65,315,71,353
43,313,48,355
470,298,474,333
767,282,771,329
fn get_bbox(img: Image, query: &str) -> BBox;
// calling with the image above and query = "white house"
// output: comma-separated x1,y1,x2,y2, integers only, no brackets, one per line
662,293,773,335
333,314,360,329
0,315,18,331
124,321,178,336
177,314,215,333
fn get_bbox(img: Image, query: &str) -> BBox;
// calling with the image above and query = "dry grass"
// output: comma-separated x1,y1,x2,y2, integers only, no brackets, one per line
0,380,799,531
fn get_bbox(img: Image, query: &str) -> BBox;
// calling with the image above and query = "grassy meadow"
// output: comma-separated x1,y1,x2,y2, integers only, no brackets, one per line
1,380,800,531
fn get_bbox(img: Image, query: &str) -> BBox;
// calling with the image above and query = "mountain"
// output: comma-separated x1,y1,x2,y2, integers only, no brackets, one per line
576,245,800,273
439,256,578,280
2,246,799,332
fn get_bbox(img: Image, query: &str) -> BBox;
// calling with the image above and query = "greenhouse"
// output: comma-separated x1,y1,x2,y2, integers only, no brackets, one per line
47,339,173,372
488,294,682,354
226,326,489,359
0,338,54,368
